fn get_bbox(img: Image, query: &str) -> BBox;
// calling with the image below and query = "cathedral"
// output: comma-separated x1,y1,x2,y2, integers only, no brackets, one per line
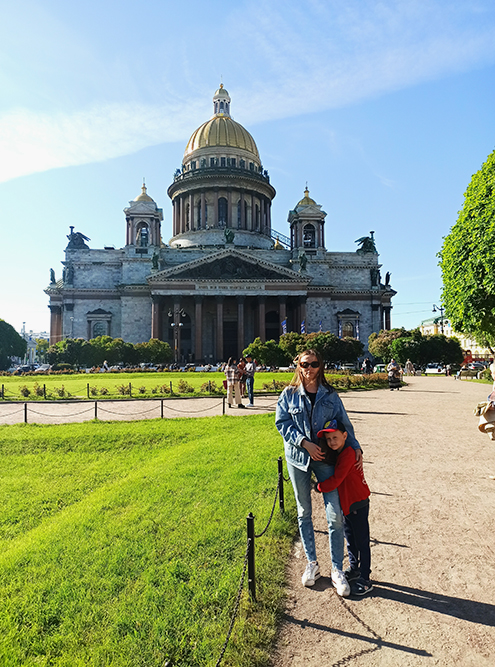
45,85,395,363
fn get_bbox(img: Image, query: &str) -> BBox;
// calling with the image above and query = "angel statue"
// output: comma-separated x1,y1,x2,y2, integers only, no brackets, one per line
355,231,377,254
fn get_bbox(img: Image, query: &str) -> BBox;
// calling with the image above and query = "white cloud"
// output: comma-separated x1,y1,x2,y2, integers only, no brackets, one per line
1,0,495,183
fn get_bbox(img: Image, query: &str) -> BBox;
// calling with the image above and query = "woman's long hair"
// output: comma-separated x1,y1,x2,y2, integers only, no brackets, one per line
289,349,331,389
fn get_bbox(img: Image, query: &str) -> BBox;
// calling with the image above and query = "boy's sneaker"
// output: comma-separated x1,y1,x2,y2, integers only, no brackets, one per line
351,577,373,596
301,561,321,587
344,567,361,582
331,569,351,597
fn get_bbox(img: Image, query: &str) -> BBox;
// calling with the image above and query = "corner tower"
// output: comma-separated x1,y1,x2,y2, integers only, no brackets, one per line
288,188,326,251
167,85,276,249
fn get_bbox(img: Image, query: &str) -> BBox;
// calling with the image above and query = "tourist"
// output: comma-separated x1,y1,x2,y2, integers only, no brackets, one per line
405,359,414,376
244,354,256,406
275,349,362,596
237,357,247,398
387,359,401,390
315,419,372,596
224,358,244,409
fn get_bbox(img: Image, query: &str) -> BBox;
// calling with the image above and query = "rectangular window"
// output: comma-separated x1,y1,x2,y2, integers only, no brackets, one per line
210,157,215,167
221,157,226,167
231,158,236,167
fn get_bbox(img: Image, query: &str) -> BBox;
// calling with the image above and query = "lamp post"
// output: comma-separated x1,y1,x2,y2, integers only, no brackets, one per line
432,304,444,334
168,307,185,364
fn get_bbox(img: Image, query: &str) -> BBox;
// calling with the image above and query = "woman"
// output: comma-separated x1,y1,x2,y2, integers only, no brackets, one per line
387,358,401,390
224,358,244,409
237,356,247,398
276,349,362,596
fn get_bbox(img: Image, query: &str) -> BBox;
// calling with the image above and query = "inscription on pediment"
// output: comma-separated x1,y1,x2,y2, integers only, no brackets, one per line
173,257,289,280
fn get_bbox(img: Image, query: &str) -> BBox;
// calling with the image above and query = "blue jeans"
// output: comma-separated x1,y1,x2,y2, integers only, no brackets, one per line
246,376,254,404
287,459,344,570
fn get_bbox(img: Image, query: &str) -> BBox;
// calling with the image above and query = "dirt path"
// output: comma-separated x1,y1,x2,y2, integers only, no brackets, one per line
271,376,495,667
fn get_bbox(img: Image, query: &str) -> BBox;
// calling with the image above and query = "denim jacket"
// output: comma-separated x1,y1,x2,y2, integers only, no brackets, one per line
275,383,361,471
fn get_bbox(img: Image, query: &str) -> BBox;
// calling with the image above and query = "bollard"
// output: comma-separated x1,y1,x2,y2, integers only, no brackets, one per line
129,382,132,398
24,403,28,424
222,396,226,415
247,512,256,601
278,457,285,513
161,399,164,418
94,401,98,420
43,384,46,399
87,383,90,399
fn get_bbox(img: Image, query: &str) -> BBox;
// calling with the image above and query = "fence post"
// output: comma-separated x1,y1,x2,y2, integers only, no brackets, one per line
278,456,285,513
247,512,256,601
1,384,4,399
129,382,132,398
273,379,276,391
208,380,211,395
94,401,98,420
222,395,226,415
24,403,28,424
87,383,90,399
170,381,173,395
43,384,46,399
161,398,164,418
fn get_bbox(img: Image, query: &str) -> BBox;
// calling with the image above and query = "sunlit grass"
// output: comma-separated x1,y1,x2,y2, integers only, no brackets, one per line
0,415,296,666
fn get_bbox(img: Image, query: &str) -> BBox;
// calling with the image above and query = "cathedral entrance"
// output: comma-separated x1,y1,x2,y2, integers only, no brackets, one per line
223,321,238,361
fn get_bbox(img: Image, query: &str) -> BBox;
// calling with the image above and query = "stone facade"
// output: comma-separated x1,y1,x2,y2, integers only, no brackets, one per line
45,86,395,362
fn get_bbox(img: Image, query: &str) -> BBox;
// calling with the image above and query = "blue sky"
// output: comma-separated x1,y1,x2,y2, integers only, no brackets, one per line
1,0,495,337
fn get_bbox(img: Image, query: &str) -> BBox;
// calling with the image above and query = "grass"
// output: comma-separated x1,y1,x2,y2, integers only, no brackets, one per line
0,415,296,666
0,371,389,401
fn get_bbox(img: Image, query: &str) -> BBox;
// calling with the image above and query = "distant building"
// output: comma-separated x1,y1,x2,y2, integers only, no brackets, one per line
45,85,395,363
420,316,492,361
20,325,49,364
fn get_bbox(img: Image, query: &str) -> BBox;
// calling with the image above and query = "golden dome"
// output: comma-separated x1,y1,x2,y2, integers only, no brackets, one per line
134,183,154,202
296,187,317,207
184,115,260,159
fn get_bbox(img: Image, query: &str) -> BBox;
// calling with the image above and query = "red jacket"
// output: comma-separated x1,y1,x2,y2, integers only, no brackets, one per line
317,445,370,516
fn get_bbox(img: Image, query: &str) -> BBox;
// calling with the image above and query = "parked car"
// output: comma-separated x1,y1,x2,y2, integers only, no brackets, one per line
373,364,386,373
34,364,51,372
425,363,445,375
468,362,487,371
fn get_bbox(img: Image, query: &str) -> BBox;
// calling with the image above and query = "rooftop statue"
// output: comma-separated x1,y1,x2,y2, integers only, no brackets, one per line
66,226,90,249
355,231,377,254
224,228,235,244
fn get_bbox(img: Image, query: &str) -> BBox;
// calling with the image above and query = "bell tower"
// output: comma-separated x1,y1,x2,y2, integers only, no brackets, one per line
288,187,326,251
124,183,163,251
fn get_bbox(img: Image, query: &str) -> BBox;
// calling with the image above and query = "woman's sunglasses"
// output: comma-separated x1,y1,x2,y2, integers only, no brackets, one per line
299,361,320,369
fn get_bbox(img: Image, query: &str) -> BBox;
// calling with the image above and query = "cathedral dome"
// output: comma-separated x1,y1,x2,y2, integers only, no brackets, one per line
296,187,317,208
183,85,260,161
134,183,154,202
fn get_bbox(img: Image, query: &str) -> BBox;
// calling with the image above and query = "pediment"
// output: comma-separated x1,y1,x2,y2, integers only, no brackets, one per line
149,249,307,283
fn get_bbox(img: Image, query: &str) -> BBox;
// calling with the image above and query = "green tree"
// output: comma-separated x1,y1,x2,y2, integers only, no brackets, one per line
305,332,343,363
439,148,495,348
368,328,410,362
339,337,365,364
278,332,305,362
243,338,285,366
0,319,27,370
36,338,50,362
136,339,173,365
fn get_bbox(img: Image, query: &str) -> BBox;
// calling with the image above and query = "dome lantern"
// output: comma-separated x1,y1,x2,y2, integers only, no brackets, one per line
213,83,231,116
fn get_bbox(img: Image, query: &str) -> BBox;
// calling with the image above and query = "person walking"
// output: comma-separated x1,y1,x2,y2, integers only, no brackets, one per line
244,354,256,407
275,349,363,596
224,358,244,409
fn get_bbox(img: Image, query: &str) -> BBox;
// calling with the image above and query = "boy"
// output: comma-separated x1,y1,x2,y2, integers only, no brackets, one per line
316,419,373,596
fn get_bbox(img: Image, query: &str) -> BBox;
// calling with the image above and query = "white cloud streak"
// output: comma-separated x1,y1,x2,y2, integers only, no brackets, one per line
1,0,495,183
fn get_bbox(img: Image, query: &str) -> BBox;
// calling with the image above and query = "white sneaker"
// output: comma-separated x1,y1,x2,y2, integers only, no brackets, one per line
247,403,254,407
331,569,350,597
302,561,321,587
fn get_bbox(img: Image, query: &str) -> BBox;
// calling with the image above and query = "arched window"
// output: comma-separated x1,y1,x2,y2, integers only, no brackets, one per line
342,322,354,337
218,197,228,226
136,223,149,247
303,224,316,248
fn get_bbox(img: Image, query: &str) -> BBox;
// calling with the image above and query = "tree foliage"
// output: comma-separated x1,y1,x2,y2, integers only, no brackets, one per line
390,334,463,366
439,148,495,348
0,319,27,370
367,328,410,362
46,336,172,368
244,332,364,366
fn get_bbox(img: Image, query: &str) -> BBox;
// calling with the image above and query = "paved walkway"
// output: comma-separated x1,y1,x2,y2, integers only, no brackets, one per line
0,394,279,425
271,376,495,667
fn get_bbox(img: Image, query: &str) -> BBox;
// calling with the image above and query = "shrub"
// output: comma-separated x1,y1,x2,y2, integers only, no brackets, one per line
19,385,30,397
116,384,131,396
33,382,44,397
99,387,109,395
177,379,195,394
89,386,99,396
262,380,288,391
159,384,171,394
54,385,67,397
138,386,147,394
200,380,222,394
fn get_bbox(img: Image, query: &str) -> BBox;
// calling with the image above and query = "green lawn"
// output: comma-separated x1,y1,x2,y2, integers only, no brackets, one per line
0,414,296,666
0,370,388,401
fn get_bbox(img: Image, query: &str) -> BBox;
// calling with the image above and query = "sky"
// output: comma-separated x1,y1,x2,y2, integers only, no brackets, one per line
1,0,495,338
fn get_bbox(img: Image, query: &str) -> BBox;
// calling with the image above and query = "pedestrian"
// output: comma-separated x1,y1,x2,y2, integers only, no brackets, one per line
224,358,244,409
315,419,372,595
405,359,414,376
275,349,363,597
244,354,256,406
387,359,401,390
237,356,247,398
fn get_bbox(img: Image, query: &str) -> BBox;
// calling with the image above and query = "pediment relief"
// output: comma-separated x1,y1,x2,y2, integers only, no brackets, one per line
149,249,307,283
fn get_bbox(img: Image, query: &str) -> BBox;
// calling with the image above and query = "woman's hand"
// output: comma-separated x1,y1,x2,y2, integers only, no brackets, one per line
302,439,326,461
354,448,363,472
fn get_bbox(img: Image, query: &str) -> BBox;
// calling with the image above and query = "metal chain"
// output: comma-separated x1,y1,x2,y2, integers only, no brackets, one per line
215,539,251,667
27,406,95,418
254,476,280,538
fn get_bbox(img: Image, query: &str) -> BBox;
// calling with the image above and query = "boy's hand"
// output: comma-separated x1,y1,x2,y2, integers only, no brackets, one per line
312,480,322,494
354,448,363,472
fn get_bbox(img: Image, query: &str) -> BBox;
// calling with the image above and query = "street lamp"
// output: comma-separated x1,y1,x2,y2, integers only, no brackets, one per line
168,307,186,363
432,304,444,334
